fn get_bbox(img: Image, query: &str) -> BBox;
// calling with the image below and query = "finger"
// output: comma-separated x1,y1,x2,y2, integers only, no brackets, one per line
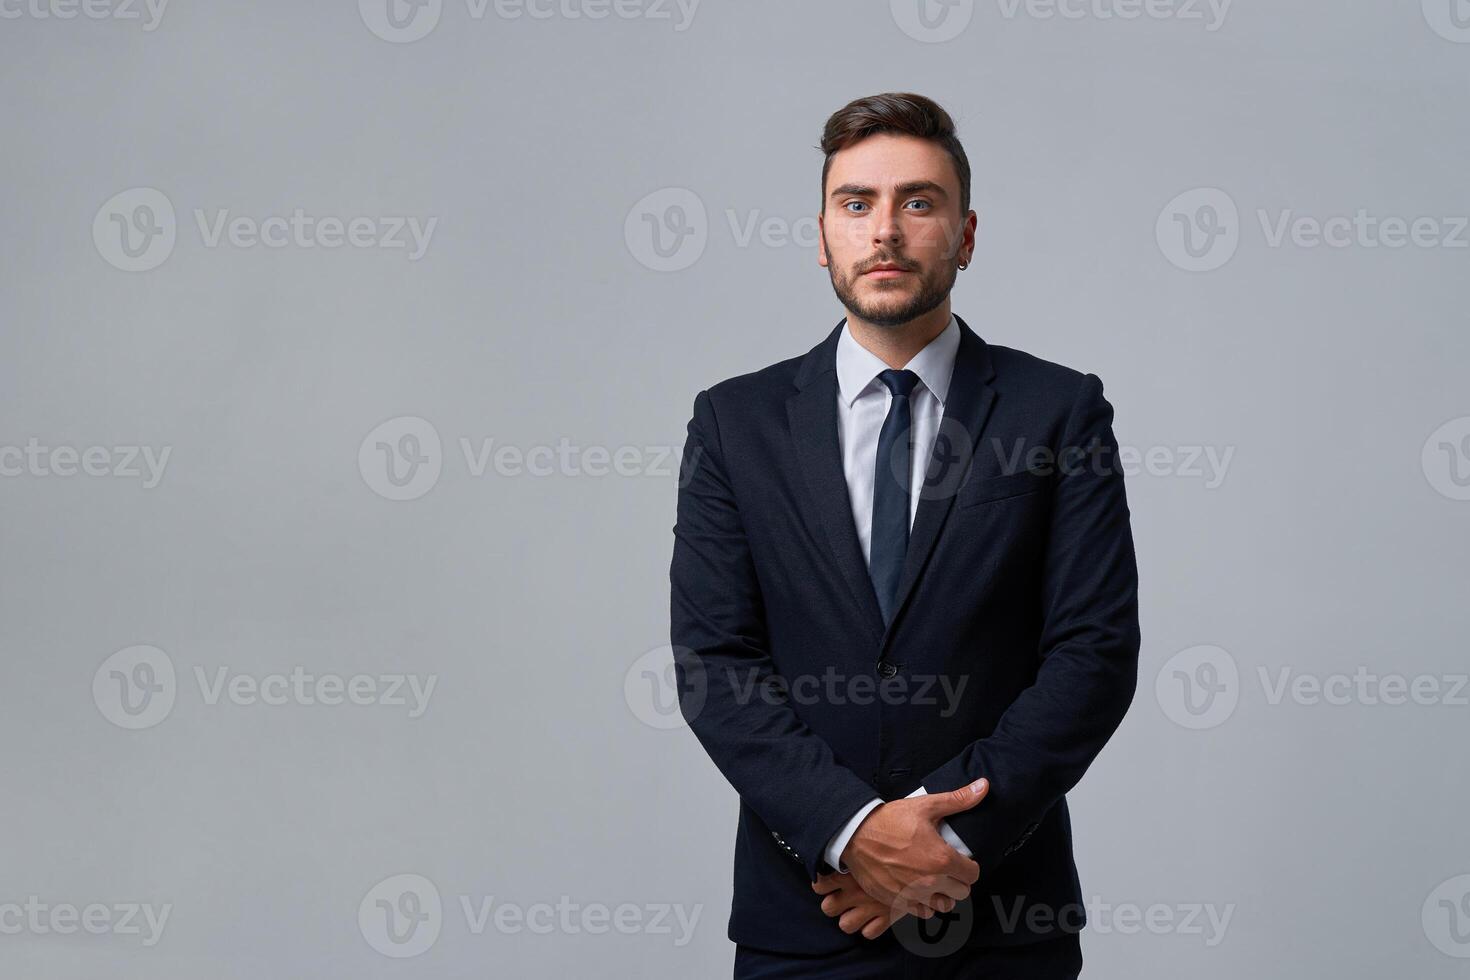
924,778,989,818
861,914,892,940
900,900,935,920
904,872,967,907
821,892,858,917
839,907,877,934
927,874,972,902
939,852,981,887
812,876,844,896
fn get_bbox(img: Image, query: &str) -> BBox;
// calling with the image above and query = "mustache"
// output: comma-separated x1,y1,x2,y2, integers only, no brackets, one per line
858,257,917,274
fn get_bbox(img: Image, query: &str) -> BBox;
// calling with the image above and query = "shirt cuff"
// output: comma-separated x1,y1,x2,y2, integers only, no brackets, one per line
823,798,882,873
907,785,974,859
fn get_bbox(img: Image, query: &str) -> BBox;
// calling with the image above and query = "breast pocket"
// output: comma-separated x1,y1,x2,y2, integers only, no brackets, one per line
956,469,1050,509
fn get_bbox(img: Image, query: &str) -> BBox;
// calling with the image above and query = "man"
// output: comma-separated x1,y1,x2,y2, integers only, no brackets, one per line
669,92,1140,978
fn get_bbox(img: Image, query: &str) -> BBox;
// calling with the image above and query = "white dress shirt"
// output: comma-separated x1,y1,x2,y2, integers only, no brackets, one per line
822,313,975,873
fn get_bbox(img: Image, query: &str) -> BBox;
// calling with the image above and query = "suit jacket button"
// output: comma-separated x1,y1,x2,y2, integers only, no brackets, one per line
877,660,898,678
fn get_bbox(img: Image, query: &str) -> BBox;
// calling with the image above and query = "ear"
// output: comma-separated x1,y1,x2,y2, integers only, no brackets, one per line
816,213,829,268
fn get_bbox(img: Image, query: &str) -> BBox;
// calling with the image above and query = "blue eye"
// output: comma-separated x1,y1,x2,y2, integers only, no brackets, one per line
844,200,930,214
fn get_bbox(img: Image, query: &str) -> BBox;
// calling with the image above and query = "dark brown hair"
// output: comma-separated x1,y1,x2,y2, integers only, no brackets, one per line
818,92,971,216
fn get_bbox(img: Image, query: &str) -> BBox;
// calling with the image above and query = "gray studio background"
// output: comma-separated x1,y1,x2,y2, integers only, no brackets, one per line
2,1,1467,977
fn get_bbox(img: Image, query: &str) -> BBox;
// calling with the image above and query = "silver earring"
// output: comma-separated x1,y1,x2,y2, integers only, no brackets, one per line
958,259,969,270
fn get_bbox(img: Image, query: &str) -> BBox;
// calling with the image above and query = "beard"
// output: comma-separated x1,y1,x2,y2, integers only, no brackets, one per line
827,256,956,329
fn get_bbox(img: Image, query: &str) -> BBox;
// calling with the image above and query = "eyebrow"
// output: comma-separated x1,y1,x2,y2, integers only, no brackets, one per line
827,180,950,202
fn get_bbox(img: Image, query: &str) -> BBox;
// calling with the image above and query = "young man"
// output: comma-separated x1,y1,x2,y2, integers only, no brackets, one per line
670,92,1140,978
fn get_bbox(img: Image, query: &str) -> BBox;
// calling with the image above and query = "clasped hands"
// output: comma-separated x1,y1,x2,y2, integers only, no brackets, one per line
811,778,988,940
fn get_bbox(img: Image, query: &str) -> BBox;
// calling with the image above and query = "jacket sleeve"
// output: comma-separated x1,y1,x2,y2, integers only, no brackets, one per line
920,372,1141,873
670,388,880,881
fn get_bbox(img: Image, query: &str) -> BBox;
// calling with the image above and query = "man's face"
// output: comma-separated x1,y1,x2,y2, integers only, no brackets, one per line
818,133,973,329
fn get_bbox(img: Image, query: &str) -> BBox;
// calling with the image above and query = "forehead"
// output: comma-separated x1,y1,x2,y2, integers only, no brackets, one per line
825,133,957,194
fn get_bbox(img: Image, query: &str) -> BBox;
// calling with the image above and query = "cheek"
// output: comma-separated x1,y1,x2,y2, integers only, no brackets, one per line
904,220,950,252
828,219,872,252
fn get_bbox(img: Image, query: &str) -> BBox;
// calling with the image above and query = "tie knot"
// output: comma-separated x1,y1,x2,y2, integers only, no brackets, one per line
878,368,920,398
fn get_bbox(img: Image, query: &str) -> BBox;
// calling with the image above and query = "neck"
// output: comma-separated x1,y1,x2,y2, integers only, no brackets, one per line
844,303,952,369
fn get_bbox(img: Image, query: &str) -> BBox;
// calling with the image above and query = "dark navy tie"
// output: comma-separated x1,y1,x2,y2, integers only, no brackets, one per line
869,368,920,626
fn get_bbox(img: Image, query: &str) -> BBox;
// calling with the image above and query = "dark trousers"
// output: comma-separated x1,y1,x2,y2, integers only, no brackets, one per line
733,931,1082,979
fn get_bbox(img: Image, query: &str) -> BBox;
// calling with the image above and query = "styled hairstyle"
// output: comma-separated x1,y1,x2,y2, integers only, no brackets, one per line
817,92,971,216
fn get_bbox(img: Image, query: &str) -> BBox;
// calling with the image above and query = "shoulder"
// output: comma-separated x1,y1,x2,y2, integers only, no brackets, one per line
986,343,1109,412
685,352,807,429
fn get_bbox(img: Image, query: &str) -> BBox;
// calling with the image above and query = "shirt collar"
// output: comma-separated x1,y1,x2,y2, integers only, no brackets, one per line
835,313,961,408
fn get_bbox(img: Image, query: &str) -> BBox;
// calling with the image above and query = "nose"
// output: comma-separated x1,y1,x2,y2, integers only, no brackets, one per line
872,200,902,248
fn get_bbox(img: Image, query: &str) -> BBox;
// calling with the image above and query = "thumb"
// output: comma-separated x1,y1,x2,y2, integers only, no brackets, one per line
925,778,989,818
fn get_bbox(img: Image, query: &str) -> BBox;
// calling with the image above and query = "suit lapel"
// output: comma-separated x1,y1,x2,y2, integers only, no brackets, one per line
787,320,887,645
786,315,1000,652
879,314,997,653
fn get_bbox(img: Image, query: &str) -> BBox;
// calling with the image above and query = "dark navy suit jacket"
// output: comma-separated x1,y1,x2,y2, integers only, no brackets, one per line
669,314,1140,953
